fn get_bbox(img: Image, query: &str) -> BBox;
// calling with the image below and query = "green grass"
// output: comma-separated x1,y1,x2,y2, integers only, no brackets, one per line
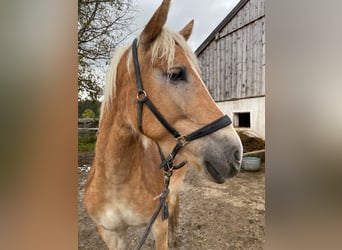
78,135,97,152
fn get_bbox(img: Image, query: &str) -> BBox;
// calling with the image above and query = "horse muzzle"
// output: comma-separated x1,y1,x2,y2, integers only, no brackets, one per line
201,133,242,183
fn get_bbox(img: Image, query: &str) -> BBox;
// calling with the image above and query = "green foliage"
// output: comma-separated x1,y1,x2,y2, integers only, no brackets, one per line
82,109,96,118
78,99,101,118
78,135,97,152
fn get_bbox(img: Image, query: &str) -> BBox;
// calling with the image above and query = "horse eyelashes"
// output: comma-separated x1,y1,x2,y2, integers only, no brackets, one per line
164,66,187,82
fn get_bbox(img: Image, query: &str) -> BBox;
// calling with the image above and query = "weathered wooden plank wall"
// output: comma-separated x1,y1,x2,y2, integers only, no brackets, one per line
197,0,265,101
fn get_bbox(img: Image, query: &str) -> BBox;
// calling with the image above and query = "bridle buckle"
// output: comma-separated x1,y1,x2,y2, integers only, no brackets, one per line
176,135,188,146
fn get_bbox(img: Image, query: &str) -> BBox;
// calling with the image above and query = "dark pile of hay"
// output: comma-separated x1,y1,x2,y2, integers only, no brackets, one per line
237,131,265,153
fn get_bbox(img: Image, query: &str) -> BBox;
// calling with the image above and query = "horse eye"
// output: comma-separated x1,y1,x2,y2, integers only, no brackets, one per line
165,66,187,82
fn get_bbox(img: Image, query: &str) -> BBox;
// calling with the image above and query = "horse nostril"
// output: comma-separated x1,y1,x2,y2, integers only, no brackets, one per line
234,149,242,163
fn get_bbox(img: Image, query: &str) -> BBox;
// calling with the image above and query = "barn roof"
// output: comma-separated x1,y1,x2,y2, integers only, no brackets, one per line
195,0,249,56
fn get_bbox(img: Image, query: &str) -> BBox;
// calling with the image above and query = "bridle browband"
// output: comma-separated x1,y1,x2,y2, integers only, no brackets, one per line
132,38,232,249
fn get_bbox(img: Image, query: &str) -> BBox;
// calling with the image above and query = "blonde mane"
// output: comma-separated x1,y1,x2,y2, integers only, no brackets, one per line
101,45,129,118
101,27,200,119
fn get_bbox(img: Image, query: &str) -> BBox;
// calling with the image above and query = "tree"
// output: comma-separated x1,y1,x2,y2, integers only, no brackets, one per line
78,0,136,100
82,109,96,118
78,99,101,118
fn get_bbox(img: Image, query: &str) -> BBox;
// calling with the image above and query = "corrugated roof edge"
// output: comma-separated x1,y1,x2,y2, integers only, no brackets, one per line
195,0,250,56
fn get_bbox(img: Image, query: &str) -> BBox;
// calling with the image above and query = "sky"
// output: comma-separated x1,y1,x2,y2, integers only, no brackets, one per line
85,0,241,100
131,0,240,51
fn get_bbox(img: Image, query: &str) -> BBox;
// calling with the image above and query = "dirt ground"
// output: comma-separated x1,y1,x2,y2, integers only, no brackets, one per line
78,149,265,249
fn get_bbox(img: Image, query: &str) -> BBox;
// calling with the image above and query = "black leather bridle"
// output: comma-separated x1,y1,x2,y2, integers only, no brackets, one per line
132,38,232,249
132,38,232,170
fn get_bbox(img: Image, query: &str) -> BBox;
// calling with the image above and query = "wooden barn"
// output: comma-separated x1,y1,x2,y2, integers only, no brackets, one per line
196,0,265,139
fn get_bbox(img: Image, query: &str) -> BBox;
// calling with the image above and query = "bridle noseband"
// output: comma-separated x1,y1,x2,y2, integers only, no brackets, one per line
132,38,232,249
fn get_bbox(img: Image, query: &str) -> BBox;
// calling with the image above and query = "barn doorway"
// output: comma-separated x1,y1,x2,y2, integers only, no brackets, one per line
233,112,251,128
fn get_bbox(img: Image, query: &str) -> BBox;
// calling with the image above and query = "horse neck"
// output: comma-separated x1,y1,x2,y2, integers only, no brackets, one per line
94,50,164,186
96,106,133,173
95,100,163,187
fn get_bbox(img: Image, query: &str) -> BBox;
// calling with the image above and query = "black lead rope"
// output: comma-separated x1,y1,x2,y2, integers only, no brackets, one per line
134,187,169,250
132,38,232,250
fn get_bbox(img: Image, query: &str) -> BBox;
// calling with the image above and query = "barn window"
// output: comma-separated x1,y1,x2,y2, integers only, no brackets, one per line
233,112,251,128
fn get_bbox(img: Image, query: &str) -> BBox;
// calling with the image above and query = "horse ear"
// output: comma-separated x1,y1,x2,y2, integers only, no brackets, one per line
179,19,194,41
140,0,171,46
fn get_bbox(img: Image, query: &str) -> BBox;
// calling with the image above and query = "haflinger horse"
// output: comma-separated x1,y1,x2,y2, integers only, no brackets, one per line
84,0,243,249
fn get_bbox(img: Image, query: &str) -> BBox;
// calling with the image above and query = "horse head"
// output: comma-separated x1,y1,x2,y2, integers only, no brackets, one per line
112,0,243,183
